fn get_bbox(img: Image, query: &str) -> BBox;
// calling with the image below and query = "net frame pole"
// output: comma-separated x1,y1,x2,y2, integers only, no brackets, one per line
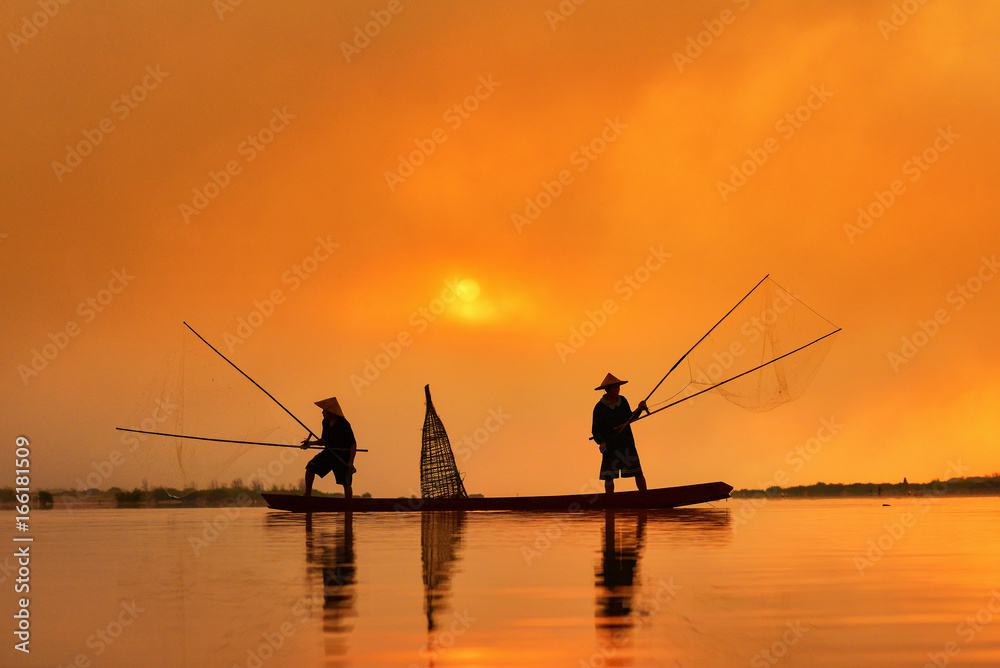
114,427,369,451
629,327,841,425
641,274,769,405
182,322,351,467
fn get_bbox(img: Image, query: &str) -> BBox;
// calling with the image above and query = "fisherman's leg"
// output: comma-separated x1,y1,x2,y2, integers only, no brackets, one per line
605,479,614,494
304,470,315,497
635,473,647,493
343,484,352,501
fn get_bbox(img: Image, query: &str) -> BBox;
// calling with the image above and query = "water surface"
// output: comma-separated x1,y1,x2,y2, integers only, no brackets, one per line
6,497,1000,666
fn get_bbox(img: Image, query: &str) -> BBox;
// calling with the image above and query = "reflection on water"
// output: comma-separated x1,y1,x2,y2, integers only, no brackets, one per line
304,511,357,665
597,510,646,627
596,510,646,667
293,509,470,665
594,508,732,666
285,507,735,666
421,511,467,664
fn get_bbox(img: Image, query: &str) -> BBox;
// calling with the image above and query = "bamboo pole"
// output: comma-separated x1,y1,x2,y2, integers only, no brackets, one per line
182,322,355,466
115,427,368,451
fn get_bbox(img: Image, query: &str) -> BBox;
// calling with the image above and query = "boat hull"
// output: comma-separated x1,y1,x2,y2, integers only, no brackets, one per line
262,481,732,513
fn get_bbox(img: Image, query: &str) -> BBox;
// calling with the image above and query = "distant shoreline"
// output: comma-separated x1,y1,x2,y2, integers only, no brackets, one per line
0,485,486,510
732,476,1000,499
0,486,353,510
2,476,997,509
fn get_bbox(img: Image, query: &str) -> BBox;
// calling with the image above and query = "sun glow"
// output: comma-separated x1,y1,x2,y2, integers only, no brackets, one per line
455,278,481,302
451,278,494,322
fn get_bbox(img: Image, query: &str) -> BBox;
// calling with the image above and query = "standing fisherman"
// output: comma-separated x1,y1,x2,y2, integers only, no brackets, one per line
592,373,648,494
300,397,357,500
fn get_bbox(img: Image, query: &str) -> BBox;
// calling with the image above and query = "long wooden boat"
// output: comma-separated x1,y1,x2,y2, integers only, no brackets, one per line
262,481,732,513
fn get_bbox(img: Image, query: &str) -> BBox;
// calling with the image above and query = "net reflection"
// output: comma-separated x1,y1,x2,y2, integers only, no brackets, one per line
594,508,731,665
421,511,466,664
304,511,357,665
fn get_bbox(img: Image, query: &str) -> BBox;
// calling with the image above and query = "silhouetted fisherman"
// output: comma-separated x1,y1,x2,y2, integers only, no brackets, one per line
300,397,357,499
592,373,648,494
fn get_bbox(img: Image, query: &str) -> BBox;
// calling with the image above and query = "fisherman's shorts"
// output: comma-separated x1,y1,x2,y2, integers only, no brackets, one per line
599,446,643,480
306,449,353,486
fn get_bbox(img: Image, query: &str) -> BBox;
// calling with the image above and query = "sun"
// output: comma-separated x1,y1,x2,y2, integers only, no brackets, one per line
448,278,496,323
455,278,481,302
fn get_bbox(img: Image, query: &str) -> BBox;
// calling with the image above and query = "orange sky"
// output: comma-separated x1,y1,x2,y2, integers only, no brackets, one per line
2,0,999,497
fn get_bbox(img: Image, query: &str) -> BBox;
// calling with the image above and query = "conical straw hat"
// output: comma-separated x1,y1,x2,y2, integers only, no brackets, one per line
314,396,344,417
595,373,627,391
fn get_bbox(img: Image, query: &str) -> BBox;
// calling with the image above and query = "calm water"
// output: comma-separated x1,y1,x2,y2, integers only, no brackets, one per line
4,497,1000,667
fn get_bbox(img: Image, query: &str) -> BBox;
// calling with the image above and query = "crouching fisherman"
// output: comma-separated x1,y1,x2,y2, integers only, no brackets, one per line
300,397,357,500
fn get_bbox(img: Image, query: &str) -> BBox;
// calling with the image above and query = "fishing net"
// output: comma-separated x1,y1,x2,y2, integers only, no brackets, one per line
650,276,840,415
420,385,468,499
121,332,293,491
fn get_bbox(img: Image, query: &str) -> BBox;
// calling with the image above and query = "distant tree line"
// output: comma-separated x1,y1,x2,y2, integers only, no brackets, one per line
733,475,1000,498
0,479,374,509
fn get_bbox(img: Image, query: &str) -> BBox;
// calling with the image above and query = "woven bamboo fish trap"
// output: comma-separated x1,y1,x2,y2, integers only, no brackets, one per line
420,385,468,499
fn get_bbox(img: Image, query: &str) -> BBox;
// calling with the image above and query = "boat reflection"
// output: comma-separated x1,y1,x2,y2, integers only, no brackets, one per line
420,511,467,665
594,508,731,665
304,511,357,666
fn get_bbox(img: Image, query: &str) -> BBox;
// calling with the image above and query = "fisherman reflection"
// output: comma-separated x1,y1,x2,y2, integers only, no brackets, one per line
595,510,646,662
304,511,357,663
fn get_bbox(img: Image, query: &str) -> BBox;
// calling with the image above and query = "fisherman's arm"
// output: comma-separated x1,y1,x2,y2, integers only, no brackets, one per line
629,400,649,421
300,434,326,448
